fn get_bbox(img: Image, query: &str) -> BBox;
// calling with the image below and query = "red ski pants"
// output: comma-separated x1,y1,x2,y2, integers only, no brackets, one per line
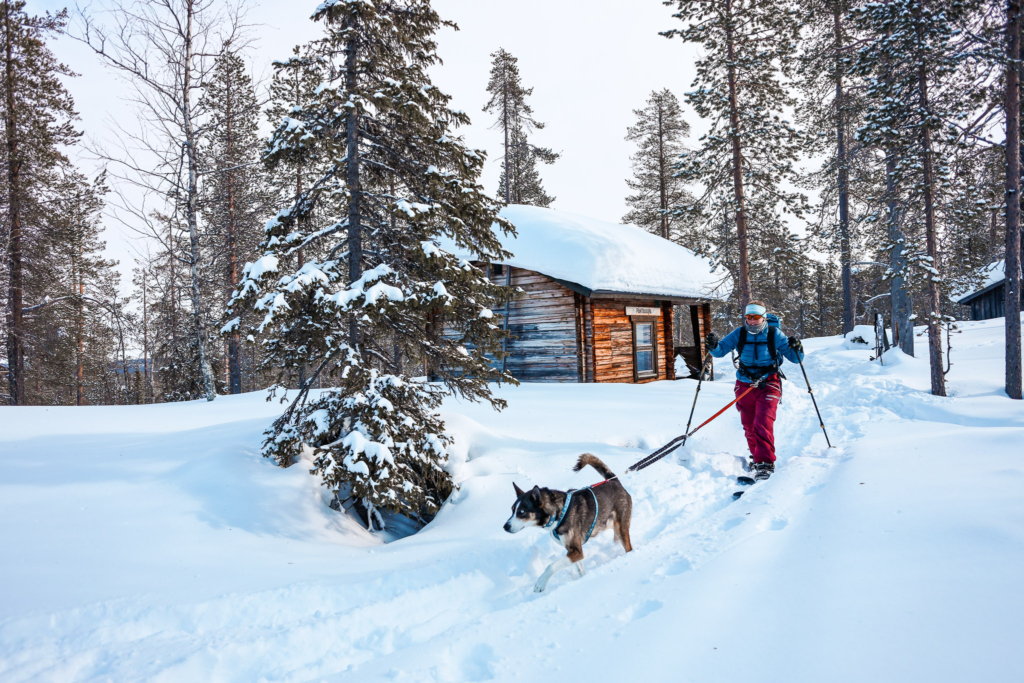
734,376,782,464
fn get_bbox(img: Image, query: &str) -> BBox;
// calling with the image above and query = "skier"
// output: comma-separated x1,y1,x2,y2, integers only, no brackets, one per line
704,301,804,481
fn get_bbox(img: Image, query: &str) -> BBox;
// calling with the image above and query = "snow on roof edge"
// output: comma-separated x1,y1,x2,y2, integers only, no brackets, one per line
447,205,732,302
955,261,1005,303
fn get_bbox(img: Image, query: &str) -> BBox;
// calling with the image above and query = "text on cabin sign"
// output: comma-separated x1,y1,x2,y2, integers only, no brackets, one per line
625,306,658,316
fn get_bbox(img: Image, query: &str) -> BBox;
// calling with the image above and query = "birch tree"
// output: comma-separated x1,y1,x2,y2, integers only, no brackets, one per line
75,0,249,402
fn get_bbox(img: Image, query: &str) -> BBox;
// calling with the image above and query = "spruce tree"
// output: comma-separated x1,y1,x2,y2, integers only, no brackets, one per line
230,0,514,529
664,0,808,310
483,48,559,206
622,88,696,242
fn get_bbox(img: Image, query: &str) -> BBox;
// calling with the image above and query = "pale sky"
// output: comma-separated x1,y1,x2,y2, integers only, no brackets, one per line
33,0,704,294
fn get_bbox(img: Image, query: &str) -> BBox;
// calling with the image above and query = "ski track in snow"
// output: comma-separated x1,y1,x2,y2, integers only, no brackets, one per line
1,319,1022,682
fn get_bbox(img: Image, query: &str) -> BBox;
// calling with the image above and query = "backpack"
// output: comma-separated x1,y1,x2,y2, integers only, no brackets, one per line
735,313,785,380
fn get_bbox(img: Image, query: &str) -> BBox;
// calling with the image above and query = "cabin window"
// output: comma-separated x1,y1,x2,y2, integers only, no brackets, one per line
492,263,504,277
633,320,657,379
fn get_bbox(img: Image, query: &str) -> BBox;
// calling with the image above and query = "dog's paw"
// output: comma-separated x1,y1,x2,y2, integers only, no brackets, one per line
533,582,546,593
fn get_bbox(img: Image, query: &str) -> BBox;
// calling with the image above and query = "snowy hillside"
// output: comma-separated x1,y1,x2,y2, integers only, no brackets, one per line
1,318,1022,682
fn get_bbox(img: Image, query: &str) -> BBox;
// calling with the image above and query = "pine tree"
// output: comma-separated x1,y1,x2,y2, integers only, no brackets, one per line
0,2,80,405
483,48,558,206
200,42,268,395
622,89,696,242
796,0,868,335
852,0,986,395
664,0,808,310
1005,0,1023,399
230,0,515,529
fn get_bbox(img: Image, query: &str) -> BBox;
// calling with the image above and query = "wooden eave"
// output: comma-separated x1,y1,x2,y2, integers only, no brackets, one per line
957,278,1005,305
549,276,713,306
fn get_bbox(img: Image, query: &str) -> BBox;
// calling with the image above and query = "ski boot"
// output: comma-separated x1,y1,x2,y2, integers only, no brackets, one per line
752,461,774,481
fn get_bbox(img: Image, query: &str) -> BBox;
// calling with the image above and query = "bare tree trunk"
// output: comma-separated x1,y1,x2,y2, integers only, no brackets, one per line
503,82,510,205
724,0,751,308
657,105,669,241
295,82,307,390
1006,0,1023,399
915,9,945,397
4,3,23,405
881,44,914,356
224,70,241,395
76,246,84,406
345,23,362,349
834,7,853,335
142,276,152,402
181,1,216,401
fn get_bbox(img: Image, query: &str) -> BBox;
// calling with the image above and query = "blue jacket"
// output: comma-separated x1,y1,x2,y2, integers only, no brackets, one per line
709,317,804,383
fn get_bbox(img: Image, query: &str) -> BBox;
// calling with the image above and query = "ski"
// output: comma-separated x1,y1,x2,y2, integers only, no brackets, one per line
736,475,756,486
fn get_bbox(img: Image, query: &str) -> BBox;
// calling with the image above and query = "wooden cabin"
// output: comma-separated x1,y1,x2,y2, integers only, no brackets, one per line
455,205,730,384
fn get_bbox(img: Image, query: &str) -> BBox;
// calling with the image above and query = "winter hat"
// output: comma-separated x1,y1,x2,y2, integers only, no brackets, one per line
745,301,767,317
744,300,768,334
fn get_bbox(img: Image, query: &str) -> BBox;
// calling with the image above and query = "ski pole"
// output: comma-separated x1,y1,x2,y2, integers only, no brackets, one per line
623,374,767,475
679,353,713,448
797,356,833,448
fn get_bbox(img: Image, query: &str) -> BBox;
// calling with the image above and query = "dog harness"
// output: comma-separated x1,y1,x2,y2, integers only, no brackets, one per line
546,486,601,543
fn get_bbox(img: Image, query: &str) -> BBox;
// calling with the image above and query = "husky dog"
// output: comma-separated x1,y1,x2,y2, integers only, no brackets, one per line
504,454,633,593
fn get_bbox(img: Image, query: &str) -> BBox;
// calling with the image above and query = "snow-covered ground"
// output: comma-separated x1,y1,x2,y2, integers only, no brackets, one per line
1,318,1022,682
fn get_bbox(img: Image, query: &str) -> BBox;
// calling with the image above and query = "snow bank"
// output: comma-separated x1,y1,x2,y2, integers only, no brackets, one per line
1,317,1023,681
444,205,731,300
844,324,875,348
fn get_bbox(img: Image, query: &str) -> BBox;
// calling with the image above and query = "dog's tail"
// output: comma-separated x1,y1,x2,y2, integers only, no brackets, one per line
573,453,616,480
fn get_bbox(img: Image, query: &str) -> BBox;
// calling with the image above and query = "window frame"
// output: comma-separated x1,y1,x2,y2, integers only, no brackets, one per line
631,316,659,381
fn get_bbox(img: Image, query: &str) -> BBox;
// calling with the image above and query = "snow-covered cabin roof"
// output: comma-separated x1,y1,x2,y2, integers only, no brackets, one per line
956,261,1005,303
448,205,730,301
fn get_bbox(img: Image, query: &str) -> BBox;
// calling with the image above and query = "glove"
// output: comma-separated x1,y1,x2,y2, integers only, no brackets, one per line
788,335,803,353
705,332,720,351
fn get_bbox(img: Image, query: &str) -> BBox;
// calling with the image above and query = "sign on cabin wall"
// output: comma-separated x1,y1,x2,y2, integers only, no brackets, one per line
625,306,658,317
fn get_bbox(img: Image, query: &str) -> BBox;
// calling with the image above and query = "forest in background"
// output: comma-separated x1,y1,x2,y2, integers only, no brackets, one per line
1,0,1021,413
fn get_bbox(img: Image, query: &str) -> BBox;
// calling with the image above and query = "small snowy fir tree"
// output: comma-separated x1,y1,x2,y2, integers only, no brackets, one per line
483,48,559,206
851,0,985,395
663,0,809,309
230,0,515,529
622,88,696,242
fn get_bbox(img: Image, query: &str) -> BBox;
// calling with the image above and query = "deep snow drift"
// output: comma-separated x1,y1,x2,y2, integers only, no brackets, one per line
1,318,1022,682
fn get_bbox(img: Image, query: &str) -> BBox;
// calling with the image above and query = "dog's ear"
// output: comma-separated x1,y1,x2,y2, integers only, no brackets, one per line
530,485,542,502
513,482,525,497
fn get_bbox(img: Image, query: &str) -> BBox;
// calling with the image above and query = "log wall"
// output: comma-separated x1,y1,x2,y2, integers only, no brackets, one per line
589,298,669,384
491,267,579,382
